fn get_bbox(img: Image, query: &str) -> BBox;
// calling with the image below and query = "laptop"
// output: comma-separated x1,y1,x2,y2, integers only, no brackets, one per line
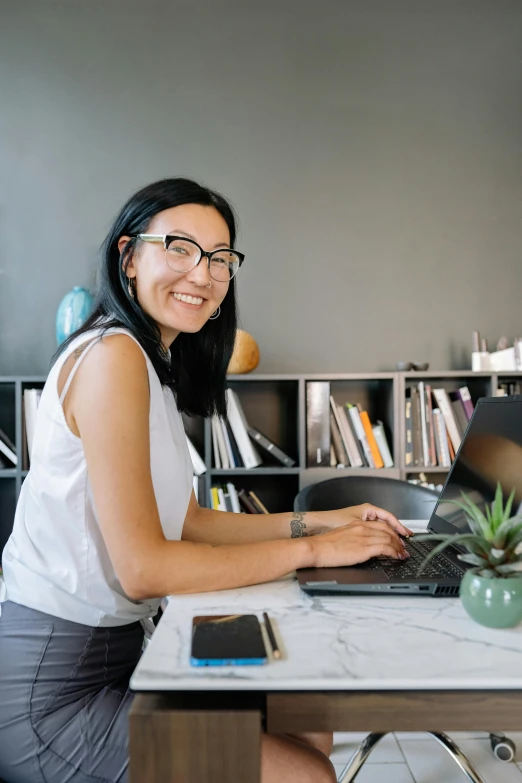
297,394,522,597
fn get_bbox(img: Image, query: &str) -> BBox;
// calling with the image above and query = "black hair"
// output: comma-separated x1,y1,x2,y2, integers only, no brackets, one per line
54,177,239,418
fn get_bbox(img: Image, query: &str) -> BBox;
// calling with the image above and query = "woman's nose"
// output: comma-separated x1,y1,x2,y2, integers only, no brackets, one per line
185,256,212,287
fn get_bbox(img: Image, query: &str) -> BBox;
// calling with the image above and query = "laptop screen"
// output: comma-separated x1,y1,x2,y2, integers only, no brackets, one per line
430,395,522,535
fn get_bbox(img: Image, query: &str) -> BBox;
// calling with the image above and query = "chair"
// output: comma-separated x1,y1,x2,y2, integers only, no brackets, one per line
294,475,514,783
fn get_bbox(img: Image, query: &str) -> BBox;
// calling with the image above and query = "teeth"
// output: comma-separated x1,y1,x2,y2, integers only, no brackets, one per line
172,293,203,305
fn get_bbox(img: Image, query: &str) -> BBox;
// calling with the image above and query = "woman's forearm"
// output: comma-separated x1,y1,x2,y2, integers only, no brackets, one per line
182,505,330,545
129,535,315,599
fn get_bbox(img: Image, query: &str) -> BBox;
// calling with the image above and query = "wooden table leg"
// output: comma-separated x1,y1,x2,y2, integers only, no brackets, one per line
129,693,263,783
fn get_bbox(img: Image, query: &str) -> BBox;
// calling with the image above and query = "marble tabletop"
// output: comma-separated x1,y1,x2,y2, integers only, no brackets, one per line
130,522,522,692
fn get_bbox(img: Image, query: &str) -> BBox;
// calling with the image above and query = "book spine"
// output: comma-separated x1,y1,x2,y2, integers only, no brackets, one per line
249,490,269,514
237,488,260,514
425,385,437,467
359,410,384,468
217,487,227,511
210,486,220,510
432,389,461,452
221,419,236,467
213,416,230,469
306,382,331,466
247,427,295,467
457,386,475,421
347,405,374,468
372,421,394,468
404,390,413,467
432,409,451,467
226,482,241,513
211,418,221,469
329,412,346,466
226,389,262,469
450,398,468,438
410,387,422,467
418,382,429,467
336,405,362,467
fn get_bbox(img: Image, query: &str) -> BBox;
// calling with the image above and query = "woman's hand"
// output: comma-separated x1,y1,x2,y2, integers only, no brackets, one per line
308,518,411,569
320,503,413,538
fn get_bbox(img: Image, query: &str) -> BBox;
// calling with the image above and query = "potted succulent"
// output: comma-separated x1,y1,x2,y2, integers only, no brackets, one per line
417,483,522,628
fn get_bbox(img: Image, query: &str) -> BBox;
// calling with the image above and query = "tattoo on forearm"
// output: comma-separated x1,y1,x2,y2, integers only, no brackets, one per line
290,511,308,538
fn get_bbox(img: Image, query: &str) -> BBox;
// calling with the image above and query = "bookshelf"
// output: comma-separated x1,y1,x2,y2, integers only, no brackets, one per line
1,370,522,547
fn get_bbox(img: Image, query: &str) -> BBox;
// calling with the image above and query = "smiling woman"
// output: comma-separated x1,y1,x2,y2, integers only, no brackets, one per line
0,177,408,783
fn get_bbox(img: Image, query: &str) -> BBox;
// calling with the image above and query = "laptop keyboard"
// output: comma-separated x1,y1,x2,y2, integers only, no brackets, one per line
366,538,464,580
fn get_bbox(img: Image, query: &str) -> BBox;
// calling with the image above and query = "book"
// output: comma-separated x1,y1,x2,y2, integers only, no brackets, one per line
432,408,451,467
217,486,227,511
372,420,394,468
346,404,374,468
449,394,469,438
185,435,206,476
404,389,413,467
24,388,42,464
211,417,221,469
418,382,430,467
329,411,348,467
225,389,262,469
358,408,384,469
221,418,236,468
0,427,17,467
456,386,475,421
336,405,363,467
425,385,437,467
247,427,295,467
213,416,230,469
226,421,244,468
226,482,241,513
410,387,422,466
237,488,260,514
249,490,269,514
210,486,220,510
306,382,331,466
432,389,461,453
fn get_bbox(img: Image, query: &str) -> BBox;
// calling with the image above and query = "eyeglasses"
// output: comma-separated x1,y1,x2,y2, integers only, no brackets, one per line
135,234,245,282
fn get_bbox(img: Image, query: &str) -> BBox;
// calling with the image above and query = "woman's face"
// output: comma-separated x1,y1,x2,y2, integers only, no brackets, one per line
118,203,232,348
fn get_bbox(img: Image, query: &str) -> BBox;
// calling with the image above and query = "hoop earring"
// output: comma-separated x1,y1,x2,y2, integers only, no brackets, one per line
127,277,135,299
209,306,221,320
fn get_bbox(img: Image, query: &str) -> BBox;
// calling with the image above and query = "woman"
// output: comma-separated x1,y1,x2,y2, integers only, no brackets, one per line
0,177,411,783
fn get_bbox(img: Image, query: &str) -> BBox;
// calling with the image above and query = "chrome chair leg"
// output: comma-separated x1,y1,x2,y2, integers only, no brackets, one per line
430,732,486,783
336,732,386,783
335,731,488,783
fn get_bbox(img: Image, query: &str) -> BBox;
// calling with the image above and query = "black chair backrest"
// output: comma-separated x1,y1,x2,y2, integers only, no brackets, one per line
294,475,439,520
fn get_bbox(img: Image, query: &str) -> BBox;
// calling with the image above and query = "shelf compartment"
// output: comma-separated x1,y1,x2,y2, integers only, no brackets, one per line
227,379,299,466
209,472,299,514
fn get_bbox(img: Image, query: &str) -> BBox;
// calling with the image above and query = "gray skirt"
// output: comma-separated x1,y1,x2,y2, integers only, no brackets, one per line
0,600,144,783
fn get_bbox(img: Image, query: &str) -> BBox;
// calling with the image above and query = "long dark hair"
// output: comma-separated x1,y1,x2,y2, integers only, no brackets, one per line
54,178,239,418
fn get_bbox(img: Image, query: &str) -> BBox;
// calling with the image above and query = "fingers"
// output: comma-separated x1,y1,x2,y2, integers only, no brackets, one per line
361,504,414,537
364,541,410,560
360,519,404,546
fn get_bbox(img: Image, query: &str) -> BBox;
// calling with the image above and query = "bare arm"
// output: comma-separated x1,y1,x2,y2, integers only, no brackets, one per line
68,335,408,600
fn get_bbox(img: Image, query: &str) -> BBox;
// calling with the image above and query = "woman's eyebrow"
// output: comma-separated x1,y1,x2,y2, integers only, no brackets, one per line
166,229,230,249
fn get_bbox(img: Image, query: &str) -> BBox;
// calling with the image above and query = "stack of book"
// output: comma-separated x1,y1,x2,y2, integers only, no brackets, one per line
210,482,269,513
211,388,296,469
405,384,474,469
306,382,393,469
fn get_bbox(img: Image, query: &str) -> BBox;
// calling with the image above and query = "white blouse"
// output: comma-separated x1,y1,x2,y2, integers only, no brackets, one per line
2,326,193,626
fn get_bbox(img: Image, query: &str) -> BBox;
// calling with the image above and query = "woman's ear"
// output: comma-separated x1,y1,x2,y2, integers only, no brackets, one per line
118,236,136,278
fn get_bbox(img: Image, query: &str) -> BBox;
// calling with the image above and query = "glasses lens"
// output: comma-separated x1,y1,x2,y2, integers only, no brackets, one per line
209,251,240,281
166,237,200,273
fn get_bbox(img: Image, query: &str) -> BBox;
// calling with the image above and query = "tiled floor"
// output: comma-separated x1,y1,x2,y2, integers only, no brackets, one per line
331,732,522,782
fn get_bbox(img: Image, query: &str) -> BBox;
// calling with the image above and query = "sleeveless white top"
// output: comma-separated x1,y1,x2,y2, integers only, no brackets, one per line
2,326,193,627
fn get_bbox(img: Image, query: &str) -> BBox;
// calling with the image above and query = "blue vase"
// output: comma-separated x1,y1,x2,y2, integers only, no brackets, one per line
56,286,94,345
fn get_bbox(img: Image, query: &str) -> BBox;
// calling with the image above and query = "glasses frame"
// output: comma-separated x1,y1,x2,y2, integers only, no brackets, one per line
136,234,245,281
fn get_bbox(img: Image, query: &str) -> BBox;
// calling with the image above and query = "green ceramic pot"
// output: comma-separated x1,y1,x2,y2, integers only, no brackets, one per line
460,571,522,628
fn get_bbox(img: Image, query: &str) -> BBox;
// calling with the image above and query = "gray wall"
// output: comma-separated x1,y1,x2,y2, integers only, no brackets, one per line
1,0,521,375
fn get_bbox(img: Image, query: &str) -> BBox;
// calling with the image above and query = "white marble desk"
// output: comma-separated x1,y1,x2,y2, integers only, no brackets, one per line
129,522,522,782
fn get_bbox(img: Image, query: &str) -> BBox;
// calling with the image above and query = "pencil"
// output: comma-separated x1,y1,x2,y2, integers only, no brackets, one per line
263,612,281,660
